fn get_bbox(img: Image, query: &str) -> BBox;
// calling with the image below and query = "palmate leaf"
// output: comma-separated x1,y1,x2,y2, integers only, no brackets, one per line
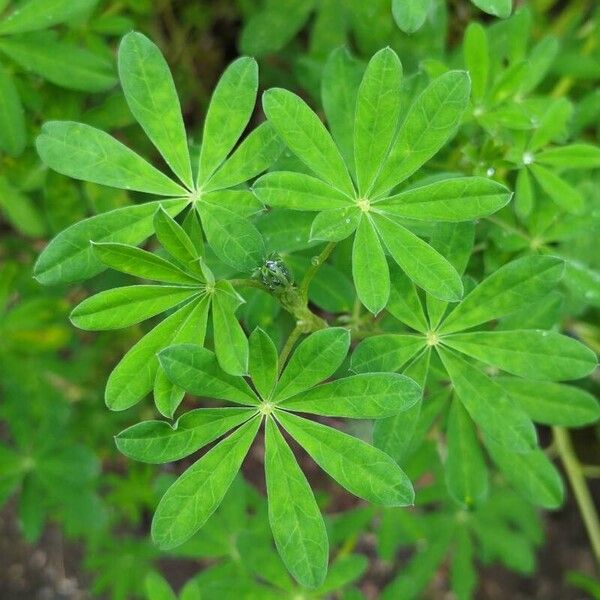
152,417,260,550
351,334,425,374
248,327,278,399
265,418,328,589
153,207,201,273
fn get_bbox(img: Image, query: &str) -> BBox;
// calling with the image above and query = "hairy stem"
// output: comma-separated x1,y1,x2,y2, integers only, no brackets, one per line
553,426,600,567
229,278,269,292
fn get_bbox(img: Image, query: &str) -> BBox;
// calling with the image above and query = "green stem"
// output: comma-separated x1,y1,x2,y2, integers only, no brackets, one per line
299,242,337,301
553,426,600,567
278,325,303,373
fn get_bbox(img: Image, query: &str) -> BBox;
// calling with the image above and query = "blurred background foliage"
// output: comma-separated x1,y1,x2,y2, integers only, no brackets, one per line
1,0,600,598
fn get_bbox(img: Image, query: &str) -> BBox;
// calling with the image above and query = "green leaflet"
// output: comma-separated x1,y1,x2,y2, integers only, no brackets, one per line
158,344,259,406
197,57,258,185
249,327,278,400
376,177,511,222
371,71,471,197
152,417,260,549
264,419,328,589
472,0,512,18
153,207,201,274
262,88,355,197
392,0,431,33
387,266,429,333
0,0,96,34
515,167,534,218
115,408,256,463
106,297,209,411
0,176,45,237
212,281,249,376
36,121,186,196
0,61,25,156
0,33,116,93
354,48,402,195
310,207,360,241
444,330,598,381
199,202,265,272
487,443,564,509
530,164,585,214
118,32,193,189
92,242,201,285
464,22,489,102
273,328,350,402
440,255,565,333
321,47,363,174
497,377,600,427
451,529,477,600
279,373,421,418
445,399,488,507
253,171,351,211
144,572,177,600
34,199,188,285
439,347,537,452
536,144,600,169
374,214,463,302
352,216,390,315
351,335,425,373
70,285,198,330
204,121,284,192
277,411,414,506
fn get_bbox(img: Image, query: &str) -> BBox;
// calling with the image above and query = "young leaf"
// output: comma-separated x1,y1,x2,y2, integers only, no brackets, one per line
392,0,431,33
34,199,188,285
70,286,198,330
439,348,537,452
92,243,201,284
200,203,265,272
440,255,565,333
106,298,208,411
212,282,249,376
351,335,425,373
0,62,25,156
445,399,488,507
273,328,350,402
262,88,355,197
515,167,534,218
352,216,390,314
118,32,193,189
280,373,421,418
444,330,598,381
376,177,511,222
153,207,201,271
530,164,584,214
253,171,351,211
497,377,600,427
0,0,96,34
536,144,600,169
152,417,260,549
354,47,402,195
387,266,429,333
198,57,258,185
249,328,278,400
115,407,256,463
277,412,414,506
144,571,177,600
36,122,187,196
204,121,283,192
158,344,259,406
487,443,564,509
264,418,328,589
371,71,470,196
374,214,463,302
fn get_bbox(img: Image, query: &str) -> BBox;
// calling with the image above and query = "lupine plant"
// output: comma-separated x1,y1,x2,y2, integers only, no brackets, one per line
28,3,600,596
